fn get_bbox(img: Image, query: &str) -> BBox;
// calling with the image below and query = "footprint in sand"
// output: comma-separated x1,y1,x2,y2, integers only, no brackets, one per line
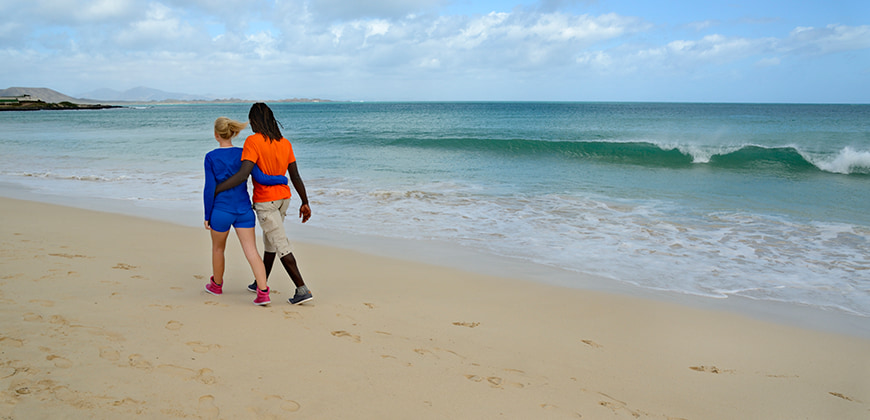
414,348,434,357
112,263,137,270
414,347,464,360
63,390,99,409
99,347,120,361
128,354,153,371
283,310,302,319
48,385,80,405
198,395,220,419
363,302,376,309
464,374,509,388
165,320,183,331
763,373,799,379
47,355,73,368
1,366,18,379
690,365,735,374
581,339,603,348
829,392,858,402
111,397,144,410
23,313,43,322
29,299,55,307
186,341,221,354
253,395,301,418
452,321,480,328
48,253,89,259
0,336,24,348
156,365,217,385
148,304,174,311
331,330,361,343
598,392,646,418
487,377,503,387
196,368,217,385
465,371,525,389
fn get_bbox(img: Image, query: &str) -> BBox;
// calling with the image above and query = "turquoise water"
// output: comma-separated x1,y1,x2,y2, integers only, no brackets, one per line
1,102,868,316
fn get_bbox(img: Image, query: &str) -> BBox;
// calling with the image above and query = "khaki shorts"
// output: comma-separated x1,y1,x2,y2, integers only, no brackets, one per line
253,199,294,257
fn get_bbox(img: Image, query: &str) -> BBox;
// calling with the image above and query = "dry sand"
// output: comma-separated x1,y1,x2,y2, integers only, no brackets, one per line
1,197,868,419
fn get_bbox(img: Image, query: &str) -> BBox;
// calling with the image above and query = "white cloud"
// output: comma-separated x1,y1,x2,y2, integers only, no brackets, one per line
114,3,204,50
73,0,137,22
3,1,869,102
668,34,766,63
787,24,870,55
16,0,140,25
576,50,612,67
307,0,447,21
298,10,644,74
628,23,870,71
453,12,510,49
245,31,279,59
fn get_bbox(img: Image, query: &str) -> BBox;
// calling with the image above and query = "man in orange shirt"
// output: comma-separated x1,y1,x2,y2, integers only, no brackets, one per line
215,103,313,305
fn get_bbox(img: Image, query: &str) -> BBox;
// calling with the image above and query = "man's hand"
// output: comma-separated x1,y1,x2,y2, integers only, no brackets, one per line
299,203,311,223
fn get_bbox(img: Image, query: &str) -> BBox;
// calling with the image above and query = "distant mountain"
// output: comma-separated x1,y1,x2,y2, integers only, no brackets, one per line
77,86,213,102
2,86,331,104
0,87,96,104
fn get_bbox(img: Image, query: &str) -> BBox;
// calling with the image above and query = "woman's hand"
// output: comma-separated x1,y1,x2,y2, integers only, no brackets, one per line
204,220,211,230
299,203,311,223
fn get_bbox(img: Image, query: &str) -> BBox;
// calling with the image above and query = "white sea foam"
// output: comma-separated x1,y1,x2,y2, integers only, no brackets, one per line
809,147,870,175
304,178,870,317
670,143,744,164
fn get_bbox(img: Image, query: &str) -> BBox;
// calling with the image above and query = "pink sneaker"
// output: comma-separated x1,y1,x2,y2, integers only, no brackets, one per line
254,287,271,306
205,276,223,295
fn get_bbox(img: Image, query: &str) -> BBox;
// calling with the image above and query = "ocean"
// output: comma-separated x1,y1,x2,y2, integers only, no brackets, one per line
1,102,868,320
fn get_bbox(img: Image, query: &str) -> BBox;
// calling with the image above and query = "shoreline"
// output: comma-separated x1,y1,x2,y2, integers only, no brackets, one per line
1,179,868,340
1,195,869,418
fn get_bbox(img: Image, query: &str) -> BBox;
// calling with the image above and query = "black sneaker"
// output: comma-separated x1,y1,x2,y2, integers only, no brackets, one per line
246,281,257,293
288,290,313,305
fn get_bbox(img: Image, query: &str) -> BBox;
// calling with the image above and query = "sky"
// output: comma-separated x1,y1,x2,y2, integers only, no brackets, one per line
1,0,869,102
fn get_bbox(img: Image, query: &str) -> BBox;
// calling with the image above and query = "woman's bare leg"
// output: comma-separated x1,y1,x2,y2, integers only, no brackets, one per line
210,229,231,285
235,227,268,291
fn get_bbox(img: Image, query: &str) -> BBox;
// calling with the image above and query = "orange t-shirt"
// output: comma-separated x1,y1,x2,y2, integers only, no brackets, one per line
241,133,296,203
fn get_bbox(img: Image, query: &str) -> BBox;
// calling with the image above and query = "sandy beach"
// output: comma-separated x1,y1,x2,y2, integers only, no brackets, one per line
1,196,868,419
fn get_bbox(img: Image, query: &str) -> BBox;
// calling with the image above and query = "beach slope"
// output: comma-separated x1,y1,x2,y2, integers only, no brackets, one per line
1,197,868,419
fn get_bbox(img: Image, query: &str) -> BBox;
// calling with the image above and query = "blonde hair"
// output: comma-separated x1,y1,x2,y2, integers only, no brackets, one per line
214,117,248,140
